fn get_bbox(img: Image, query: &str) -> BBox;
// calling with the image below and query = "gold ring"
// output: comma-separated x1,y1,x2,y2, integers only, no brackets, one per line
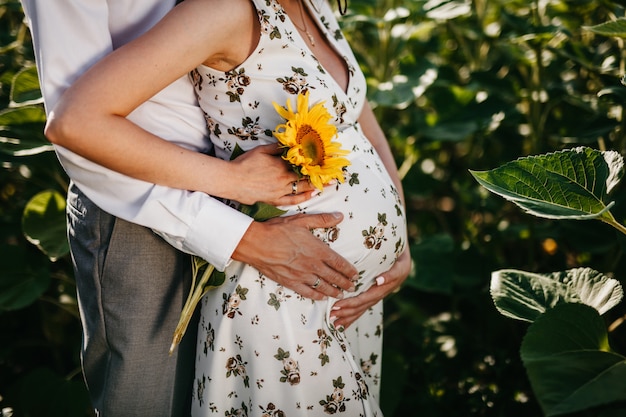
291,181,298,195
311,277,321,289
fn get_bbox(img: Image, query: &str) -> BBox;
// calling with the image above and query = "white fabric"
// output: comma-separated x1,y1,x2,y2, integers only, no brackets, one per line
20,0,253,270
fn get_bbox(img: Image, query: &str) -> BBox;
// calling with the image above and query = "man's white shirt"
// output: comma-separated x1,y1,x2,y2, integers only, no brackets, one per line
20,0,252,270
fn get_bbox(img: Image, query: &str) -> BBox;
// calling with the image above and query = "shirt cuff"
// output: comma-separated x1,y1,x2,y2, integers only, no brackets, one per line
182,203,253,271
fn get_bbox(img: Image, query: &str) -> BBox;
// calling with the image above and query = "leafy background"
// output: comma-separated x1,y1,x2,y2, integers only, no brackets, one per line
2,0,626,416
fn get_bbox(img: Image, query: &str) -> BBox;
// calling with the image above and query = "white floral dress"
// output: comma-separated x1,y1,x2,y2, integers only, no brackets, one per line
190,1,407,416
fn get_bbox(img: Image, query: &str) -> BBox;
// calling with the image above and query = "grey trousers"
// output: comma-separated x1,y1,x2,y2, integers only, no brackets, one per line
66,183,198,417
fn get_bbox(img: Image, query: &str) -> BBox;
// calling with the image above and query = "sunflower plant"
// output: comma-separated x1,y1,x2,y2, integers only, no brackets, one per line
170,91,351,354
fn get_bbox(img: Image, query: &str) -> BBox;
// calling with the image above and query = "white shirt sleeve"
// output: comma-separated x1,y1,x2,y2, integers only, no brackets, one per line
20,0,253,270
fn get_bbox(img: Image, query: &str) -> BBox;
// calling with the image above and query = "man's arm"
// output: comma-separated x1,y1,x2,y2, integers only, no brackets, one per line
20,0,357,297
20,0,250,270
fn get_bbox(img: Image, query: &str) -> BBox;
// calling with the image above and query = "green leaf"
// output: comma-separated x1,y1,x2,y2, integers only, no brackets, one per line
10,65,43,105
0,105,51,156
469,147,624,223
521,303,626,416
491,268,623,322
22,190,69,261
239,201,287,222
0,244,50,311
584,18,626,38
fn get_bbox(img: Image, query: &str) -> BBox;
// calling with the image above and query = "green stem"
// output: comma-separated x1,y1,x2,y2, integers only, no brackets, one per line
603,218,626,236
169,263,215,355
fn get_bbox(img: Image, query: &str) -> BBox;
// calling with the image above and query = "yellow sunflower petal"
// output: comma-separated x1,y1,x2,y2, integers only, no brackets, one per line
273,91,351,191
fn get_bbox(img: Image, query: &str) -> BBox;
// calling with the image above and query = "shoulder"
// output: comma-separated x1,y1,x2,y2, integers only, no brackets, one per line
170,0,258,63
175,0,260,71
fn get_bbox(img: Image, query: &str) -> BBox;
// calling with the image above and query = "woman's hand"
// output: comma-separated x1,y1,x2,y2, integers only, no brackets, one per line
330,248,411,330
228,143,317,206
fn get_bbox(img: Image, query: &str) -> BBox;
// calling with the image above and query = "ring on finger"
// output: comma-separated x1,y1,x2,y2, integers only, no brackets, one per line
291,181,298,195
311,277,321,289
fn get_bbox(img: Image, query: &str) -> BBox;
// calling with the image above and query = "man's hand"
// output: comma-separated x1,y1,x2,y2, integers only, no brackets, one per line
330,248,411,329
232,212,359,300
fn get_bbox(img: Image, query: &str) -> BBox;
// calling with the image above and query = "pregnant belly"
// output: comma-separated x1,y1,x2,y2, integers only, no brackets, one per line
280,139,406,284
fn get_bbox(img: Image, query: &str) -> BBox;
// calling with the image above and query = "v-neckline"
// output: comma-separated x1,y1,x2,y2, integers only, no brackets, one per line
282,0,351,95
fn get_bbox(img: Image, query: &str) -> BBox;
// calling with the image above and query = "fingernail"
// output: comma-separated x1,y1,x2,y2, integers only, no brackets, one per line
332,212,342,219
348,285,356,292
328,179,338,185
352,274,359,282
330,316,337,323
376,276,385,286
335,292,344,299
331,306,341,311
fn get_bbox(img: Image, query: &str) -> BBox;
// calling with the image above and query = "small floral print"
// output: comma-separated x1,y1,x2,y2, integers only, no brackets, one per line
313,328,333,366
348,172,360,186
202,321,215,354
276,66,314,95
360,353,378,378
267,285,290,310
259,402,286,417
331,94,347,123
258,8,282,40
227,116,273,141
225,402,249,417
362,213,388,250
274,347,301,385
223,285,248,319
225,354,250,388
222,68,251,102
312,226,340,244
354,372,369,400
319,377,350,414
196,374,206,406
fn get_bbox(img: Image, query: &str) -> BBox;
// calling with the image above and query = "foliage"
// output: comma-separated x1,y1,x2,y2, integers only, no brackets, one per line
2,0,626,416
471,147,626,416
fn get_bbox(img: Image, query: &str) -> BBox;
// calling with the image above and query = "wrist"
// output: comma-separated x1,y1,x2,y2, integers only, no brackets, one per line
231,220,263,264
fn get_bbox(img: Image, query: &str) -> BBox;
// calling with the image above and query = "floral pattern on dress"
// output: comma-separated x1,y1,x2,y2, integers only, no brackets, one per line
191,1,406,416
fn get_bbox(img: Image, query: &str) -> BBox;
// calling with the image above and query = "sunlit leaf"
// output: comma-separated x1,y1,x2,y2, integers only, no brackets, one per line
424,0,471,20
470,147,624,223
0,105,51,156
10,65,43,106
22,190,69,261
491,268,623,322
521,303,626,416
585,18,626,38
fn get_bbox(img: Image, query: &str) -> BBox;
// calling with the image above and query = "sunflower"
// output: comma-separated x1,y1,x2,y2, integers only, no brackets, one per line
272,91,351,190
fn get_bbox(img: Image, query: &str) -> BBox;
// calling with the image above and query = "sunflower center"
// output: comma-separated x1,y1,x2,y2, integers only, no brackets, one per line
297,124,325,165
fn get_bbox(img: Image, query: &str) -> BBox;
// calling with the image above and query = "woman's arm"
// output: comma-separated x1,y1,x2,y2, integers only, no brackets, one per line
357,100,406,207
330,100,411,329
44,0,313,206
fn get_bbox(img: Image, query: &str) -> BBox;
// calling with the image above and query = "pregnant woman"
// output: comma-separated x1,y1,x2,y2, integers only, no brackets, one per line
190,1,405,415
45,0,407,415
